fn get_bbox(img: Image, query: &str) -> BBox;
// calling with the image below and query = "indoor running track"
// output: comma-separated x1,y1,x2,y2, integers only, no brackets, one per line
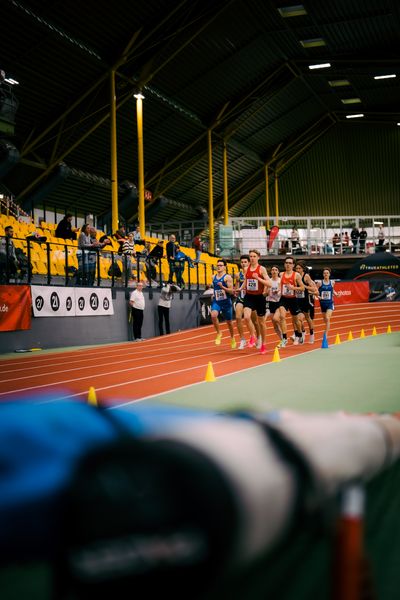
0,303,399,406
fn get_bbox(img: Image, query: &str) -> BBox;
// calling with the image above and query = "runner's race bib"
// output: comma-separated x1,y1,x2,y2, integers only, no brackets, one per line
282,284,294,296
321,290,331,300
247,279,258,291
215,289,227,301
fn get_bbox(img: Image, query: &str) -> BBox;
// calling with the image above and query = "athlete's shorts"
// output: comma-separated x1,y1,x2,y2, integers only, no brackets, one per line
243,294,266,317
211,299,233,321
234,295,245,307
267,300,280,315
280,296,301,316
320,302,334,314
297,298,314,319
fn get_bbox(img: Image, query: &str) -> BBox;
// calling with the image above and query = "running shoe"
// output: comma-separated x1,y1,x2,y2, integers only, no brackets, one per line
301,331,306,342
256,335,262,349
299,336,304,344
293,337,299,345
290,334,296,342
230,337,237,350
276,338,287,348
309,334,315,344
248,335,256,348
215,332,222,345
259,344,267,355
238,339,247,350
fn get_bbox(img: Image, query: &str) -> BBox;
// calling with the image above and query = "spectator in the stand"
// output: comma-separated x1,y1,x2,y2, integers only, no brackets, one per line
129,281,145,341
77,224,106,285
157,283,181,335
0,225,18,282
121,232,136,280
291,227,300,250
343,231,350,248
146,240,164,285
332,233,340,253
114,226,128,255
133,225,145,246
55,214,77,241
166,234,180,284
359,227,367,253
26,230,47,245
350,226,360,254
192,234,203,264
377,225,385,248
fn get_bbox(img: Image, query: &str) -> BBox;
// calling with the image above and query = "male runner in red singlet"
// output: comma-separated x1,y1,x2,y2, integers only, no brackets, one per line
242,249,270,355
273,257,304,345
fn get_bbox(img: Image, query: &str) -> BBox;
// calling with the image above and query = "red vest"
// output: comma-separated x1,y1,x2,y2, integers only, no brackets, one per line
281,271,296,297
246,264,263,295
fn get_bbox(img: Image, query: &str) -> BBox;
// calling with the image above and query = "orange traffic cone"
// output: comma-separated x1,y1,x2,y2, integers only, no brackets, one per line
205,361,216,382
88,386,98,406
272,347,281,362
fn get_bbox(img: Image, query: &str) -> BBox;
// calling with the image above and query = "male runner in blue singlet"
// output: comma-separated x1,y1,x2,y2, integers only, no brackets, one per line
211,259,236,349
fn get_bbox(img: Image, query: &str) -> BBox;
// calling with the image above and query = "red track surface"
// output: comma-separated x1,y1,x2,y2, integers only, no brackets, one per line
0,303,399,405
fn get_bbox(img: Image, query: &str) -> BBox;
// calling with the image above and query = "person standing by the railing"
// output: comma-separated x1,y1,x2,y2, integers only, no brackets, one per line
351,226,360,254
359,227,367,254
77,224,106,285
0,225,18,283
55,213,77,241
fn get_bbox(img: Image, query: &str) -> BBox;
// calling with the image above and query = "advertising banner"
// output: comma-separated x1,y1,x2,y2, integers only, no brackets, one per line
74,288,114,316
31,286,114,317
369,280,400,302
0,285,32,331
346,252,400,280
333,281,370,305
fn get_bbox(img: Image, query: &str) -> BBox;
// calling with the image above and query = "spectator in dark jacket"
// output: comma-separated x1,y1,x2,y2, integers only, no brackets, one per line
55,214,77,241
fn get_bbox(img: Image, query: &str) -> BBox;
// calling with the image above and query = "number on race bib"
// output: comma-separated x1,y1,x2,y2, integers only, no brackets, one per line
282,284,294,296
247,279,258,291
321,291,331,300
215,289,226,301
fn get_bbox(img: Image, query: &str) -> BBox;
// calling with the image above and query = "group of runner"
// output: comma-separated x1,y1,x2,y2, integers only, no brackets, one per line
210,250,337,354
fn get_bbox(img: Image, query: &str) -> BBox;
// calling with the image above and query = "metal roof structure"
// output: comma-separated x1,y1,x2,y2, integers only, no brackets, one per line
1,0,400,225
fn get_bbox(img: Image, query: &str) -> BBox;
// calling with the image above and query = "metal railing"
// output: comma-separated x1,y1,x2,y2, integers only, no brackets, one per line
0,236,237,293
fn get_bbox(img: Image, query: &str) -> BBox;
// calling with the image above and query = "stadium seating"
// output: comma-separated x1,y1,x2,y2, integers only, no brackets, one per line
0,214,238,286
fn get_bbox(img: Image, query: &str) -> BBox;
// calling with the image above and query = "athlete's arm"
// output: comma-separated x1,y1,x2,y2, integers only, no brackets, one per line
218,274,234,294
332,280,339,296
304,274,318,295
294,272,305,291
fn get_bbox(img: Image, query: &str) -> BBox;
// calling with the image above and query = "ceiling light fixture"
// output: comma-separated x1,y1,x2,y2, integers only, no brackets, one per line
278,5,307,17
328,79,351,87
341,98,362,104
300,38,326,48
373,74,396,80
345,114,364,119
134,92,145,100
4,77,19,85
308,63,331,70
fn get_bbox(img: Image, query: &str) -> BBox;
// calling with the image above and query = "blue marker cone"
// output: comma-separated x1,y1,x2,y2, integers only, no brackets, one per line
321,332,329,349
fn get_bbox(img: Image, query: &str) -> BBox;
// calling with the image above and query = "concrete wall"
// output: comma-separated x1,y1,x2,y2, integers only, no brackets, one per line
0,288,201,353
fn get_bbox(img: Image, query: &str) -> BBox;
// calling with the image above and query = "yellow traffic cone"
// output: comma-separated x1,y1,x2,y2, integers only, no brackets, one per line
272,347,281,362
88,386,98,406
347,331,353,341
334,334,341,345
360,328,365,338
387,324,392,334
205,361,216,382
372,326,377,336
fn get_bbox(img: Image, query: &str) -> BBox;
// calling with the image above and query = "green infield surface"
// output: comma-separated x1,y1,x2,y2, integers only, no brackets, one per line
144,333,400,414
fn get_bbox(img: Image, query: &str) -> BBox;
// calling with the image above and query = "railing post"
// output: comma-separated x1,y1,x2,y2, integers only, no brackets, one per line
46,242,51,285
27,239,32,285
96,249,101,287
64,244,69,286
